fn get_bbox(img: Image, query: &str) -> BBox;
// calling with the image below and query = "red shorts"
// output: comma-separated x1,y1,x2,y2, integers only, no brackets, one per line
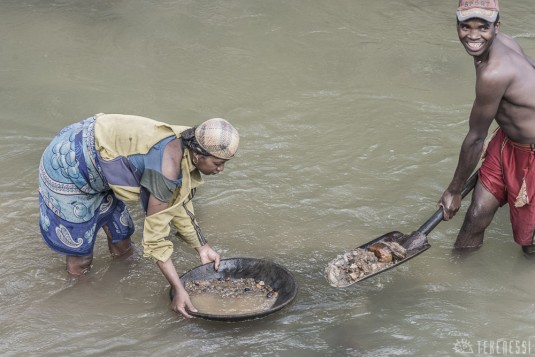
479,129,535,246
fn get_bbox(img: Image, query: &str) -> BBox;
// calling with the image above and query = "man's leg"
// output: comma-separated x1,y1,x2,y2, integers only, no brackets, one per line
66,254,93,275
454,181,500,250
103,225,133,258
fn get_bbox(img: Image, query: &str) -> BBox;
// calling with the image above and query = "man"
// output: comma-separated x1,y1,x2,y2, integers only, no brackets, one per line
439,0,535,254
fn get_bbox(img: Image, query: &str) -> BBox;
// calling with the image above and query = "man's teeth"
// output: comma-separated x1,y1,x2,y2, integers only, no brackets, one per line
467,42,483,50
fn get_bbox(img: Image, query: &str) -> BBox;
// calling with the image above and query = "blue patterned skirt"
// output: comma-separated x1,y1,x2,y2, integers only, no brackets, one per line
38,116,135,256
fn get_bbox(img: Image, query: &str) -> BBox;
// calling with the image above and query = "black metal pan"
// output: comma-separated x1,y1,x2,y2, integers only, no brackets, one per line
170,257,298,321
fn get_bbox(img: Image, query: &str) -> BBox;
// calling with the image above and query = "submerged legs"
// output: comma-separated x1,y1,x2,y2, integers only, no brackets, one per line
453,181,500,250
65,225,132,276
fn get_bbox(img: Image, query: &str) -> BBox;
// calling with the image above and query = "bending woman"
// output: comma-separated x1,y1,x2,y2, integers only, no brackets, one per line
38,113,239,318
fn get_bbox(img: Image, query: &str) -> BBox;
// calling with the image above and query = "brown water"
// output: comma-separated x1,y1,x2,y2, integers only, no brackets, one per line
2,1,535,356
190,293,275,316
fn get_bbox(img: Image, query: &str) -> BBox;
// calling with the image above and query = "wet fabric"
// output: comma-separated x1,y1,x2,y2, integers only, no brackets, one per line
38,117,135,256
39,113,208,262
99,135,182,210
129,136,182,207
479,128,535,246
93,114,206,262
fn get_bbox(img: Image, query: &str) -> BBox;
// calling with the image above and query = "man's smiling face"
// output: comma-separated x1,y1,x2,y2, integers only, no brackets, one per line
457,18,499,59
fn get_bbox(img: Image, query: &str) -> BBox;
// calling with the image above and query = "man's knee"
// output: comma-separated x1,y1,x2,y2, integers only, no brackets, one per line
453,207,488,250
468,183,500,220
464,201,496,225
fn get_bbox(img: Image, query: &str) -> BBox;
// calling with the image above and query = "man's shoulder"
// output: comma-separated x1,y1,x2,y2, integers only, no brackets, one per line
479,40,519,80
477,58,512,84
497,32,521,51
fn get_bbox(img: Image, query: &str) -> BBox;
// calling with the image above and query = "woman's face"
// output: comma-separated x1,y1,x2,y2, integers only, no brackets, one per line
194,153,228,175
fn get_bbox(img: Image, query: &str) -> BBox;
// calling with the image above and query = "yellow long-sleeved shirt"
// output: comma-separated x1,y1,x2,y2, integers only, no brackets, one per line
93,113,205,262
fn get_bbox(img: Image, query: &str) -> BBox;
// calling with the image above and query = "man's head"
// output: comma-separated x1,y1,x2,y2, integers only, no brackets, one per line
456,1,500,60
457,0,499,23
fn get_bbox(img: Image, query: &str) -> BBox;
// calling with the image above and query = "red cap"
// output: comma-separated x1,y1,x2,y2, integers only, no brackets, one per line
457,0,499,22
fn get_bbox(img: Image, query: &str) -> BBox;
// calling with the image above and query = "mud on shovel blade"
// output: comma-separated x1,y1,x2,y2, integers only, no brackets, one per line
325,172,478,288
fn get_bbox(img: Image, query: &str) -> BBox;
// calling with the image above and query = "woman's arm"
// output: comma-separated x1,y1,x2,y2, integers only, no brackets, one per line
156,256,197,318
145,194,200,318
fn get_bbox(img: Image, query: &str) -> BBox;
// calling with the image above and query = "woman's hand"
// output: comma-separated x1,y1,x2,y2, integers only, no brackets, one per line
196,243,221,270
170,286,197,318
156,258,197,318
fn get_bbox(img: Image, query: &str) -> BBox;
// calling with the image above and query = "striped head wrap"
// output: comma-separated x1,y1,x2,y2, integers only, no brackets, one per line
194,118,239,159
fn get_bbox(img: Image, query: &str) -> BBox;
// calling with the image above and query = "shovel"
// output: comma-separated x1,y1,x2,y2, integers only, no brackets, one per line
325,171,479,288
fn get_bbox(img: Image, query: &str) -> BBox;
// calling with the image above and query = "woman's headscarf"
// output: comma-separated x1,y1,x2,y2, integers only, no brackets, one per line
182,118,239,160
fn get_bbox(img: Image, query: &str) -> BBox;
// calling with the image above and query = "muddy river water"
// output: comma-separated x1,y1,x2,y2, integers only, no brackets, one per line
1,1,535,356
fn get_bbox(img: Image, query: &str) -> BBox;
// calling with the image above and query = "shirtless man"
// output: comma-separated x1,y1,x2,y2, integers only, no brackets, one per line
439,0,535,253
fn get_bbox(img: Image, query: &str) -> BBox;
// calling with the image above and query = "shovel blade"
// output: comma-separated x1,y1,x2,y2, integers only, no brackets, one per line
325,231,431,288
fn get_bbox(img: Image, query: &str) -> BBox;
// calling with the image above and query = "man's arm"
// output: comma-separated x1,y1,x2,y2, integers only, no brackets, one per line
439,70,507,219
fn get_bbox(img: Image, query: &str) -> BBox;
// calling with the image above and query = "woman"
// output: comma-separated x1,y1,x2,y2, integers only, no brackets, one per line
38,113,239,318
